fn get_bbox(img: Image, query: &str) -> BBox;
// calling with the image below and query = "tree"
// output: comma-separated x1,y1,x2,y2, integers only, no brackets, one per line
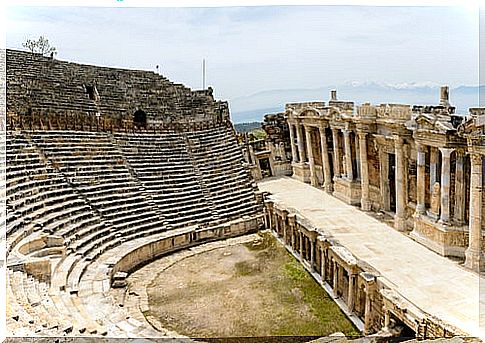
22,36,57,56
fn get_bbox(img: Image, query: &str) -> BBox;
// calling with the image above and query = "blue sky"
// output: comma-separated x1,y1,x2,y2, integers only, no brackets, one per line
6,6,480,113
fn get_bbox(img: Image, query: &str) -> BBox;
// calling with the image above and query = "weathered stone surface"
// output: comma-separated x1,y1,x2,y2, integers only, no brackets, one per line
268,88,484,266
261,177,481,339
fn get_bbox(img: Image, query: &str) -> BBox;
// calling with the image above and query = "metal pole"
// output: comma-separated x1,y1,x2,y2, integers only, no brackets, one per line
203,58,206,89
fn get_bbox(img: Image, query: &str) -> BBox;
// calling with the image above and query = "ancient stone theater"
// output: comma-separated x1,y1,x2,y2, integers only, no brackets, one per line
4,49,264,337
4,48,485,341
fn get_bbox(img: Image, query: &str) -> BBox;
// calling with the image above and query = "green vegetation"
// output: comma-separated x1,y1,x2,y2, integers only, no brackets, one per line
23,36,57,56
234,122,262,133
147,232,360,338
248,128,267,141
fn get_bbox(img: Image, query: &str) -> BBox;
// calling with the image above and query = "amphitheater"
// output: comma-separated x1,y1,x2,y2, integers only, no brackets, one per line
3,49,485,341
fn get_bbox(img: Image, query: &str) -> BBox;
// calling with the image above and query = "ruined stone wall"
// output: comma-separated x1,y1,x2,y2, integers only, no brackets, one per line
6,49,229,129
262,112,291,160
366,137,382,209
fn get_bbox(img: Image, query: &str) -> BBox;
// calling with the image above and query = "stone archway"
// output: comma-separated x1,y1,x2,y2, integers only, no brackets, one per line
133,109,147,127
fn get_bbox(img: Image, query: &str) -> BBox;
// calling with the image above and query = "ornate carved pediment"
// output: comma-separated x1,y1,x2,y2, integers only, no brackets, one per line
327,107,341,120
408,113,454,134
376,104,411,121
298,109,320,117
357,103,377,119
414,114,437,131
458,114,485,146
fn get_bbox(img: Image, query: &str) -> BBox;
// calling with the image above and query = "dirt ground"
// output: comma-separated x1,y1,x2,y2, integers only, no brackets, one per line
146,233,359,339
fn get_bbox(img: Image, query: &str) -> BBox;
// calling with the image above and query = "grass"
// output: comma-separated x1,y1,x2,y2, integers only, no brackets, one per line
146,232,361,338
276,258,360,337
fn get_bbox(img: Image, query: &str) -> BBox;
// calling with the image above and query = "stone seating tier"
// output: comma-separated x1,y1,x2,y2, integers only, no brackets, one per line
6,127,261,336
7,49,227,127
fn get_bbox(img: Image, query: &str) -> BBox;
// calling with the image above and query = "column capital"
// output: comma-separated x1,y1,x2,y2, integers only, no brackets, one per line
393,135,404,146
357,131,368,139
470,153,483,166
281,209,289,219
438,147,455,158
342,128,351,136
415,142,427,153
455,147,466,156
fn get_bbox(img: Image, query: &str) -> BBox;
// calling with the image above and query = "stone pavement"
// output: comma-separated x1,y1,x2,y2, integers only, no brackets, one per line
258,177,484,339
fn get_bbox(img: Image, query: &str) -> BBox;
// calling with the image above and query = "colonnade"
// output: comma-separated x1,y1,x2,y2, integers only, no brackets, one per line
287,118,484,269
264,199,465,337
414,145,468,225
288,120,373,211
264,201,376,333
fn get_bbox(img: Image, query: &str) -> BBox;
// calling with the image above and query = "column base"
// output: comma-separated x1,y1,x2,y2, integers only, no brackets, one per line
415,204,426,216
426,210,439,221
333,177,362,206
360,198,371,211
438,219,450,226
291,162,311,184
464,247,485,272
324,182,334,194
394,216,407,232
410,215,468,258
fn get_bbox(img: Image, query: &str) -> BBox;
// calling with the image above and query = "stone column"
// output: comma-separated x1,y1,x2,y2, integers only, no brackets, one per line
358,132,371,211
320,247,326,281
332,261,338,293
266,202,274,230
379,148,390,211
310,237,315,270
439,147,454,224
394,136,407,231
384,307,391,329
267,142,277,177
289,214,296,250
347,273,355,312
274,212,280,236
363,282,375,335
296,122,305,163
282,210,288,244
355,134,361,180
248,145,257,165
299,231,304,260
305,126,318,186
331,128,341,178
430,147,440,195
319,125,333,193
465,153,483,271
415,143,426,215
288,123,298,162
343,129,354,180
279,143,287,163
453,150,466,225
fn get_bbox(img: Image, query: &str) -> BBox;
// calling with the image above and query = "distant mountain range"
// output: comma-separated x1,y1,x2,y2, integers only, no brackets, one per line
229,82,484,123
234,121,262,133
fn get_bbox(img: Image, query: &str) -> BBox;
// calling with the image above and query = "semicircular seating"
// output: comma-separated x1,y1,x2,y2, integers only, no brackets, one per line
6,126,263,337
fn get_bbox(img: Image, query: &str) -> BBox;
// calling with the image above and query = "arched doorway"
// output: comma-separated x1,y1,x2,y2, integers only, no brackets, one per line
133,109,147,127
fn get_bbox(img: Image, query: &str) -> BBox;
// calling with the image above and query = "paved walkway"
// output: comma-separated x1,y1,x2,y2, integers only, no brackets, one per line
258,177,484,339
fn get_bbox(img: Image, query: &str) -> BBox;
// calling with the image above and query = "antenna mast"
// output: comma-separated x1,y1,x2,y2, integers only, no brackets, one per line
202,58,206,89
